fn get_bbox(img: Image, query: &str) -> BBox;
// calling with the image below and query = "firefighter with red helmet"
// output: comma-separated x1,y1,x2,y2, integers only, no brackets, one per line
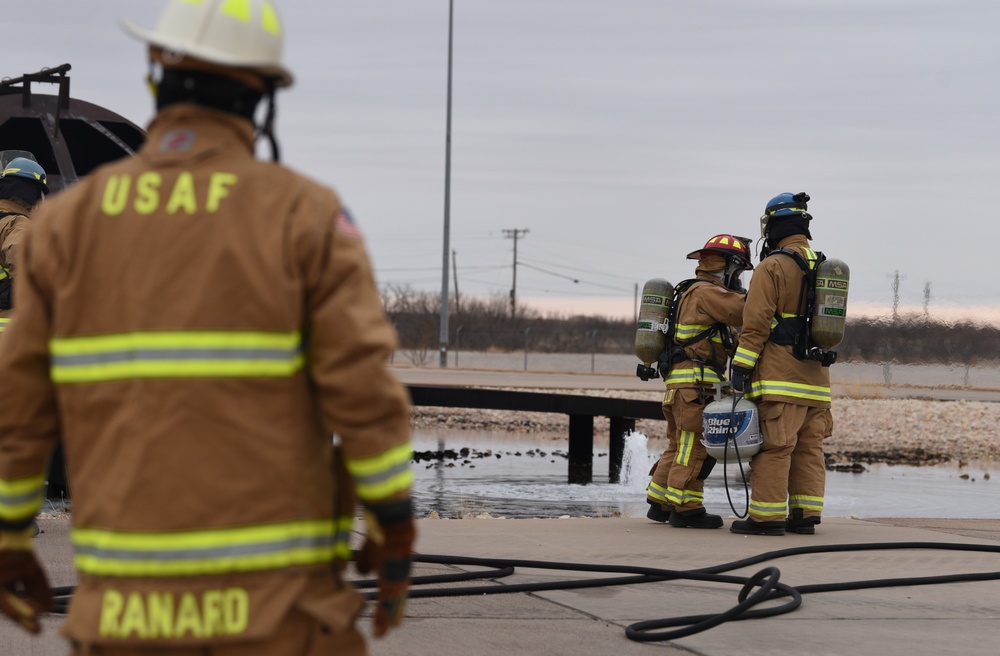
729,192,833,536
645,234,751,528
0,1,414,653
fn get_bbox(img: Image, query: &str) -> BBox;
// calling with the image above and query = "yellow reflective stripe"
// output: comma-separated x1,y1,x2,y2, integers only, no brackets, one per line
746,379,830,403
0,317,10,333
0,474,46,523
665,367,723,385
732,346,758,368
674,323,711,340
72,517,353,577
646,481,669,505
749,498,787,517
675,430,695,466
768,207,806,216
344,443,414,502
666,486,703,506
49,331,304,384
789,495,824,511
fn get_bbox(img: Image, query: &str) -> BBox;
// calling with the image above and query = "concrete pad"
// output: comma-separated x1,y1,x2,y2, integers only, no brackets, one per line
5,517,1000,655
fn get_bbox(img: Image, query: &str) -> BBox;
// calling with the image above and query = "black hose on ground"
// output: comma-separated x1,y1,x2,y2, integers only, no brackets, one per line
50,541,1000,644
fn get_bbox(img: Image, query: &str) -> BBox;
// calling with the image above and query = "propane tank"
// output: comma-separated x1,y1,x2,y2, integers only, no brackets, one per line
634,278,673,367
701,390,761,464
811,257,850,350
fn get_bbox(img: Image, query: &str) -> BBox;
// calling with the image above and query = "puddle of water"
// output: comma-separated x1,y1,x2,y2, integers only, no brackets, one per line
412,430,999,519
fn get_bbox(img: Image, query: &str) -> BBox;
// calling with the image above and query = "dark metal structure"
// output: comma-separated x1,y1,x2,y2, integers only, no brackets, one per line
1,63,145,194
407,385,664,485
2,64,146,500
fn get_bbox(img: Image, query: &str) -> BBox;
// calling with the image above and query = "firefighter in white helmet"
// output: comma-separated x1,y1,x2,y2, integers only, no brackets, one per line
645,234,751,529
0,1,415,653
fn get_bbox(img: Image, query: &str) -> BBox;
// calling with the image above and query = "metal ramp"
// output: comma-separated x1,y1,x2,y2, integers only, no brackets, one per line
1,63,146,194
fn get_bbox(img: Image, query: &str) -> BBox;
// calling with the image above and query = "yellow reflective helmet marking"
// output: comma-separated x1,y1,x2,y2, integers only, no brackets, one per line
221,0,251,22
261,3,281,35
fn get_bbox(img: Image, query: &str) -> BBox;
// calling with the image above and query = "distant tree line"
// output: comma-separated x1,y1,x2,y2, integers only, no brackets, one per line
381,286,1000,365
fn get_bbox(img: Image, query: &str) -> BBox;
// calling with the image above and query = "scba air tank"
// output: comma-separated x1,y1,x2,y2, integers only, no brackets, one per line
634,278,673,365
812,257,850,350
701,393,761,463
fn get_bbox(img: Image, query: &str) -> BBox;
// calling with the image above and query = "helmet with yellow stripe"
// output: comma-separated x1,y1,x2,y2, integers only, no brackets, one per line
687,234,754,292
760,192,812,242
1,158,47,192
686,234,754,271
122,0,293,88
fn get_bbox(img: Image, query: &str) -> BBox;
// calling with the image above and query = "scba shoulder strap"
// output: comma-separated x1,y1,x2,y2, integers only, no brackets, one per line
767,248,836,365
658,278,731,377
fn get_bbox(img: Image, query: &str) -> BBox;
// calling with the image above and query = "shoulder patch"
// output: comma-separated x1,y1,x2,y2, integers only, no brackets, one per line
159,129,196,153
335,207,362,240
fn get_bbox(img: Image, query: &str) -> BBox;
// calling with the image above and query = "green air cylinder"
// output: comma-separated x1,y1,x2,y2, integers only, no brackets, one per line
811,257,850,350
635,278,673,365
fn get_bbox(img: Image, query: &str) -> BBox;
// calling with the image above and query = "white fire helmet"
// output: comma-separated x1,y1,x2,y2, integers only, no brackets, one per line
121,0,294,88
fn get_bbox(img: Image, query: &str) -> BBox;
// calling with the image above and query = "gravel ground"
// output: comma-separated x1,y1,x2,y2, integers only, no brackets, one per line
411,390,1000,468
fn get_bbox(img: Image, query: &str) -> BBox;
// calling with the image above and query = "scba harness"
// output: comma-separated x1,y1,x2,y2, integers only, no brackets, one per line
767,248,837,367
657,279,735,380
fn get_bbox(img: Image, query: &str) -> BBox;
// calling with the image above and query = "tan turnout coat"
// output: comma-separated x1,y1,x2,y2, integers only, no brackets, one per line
0,104,412,647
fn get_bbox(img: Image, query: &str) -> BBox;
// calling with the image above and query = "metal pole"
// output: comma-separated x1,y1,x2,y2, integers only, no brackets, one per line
523,327,530,371
438,0,455,368
452,249,460,316
590,330,597,373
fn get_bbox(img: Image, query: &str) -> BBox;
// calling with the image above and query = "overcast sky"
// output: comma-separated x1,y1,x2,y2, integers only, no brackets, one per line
7,1,1000,323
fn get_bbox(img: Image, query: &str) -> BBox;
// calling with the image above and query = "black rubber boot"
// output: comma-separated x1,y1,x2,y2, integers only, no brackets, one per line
786,509,821,535
668,507,723,529
646,500,673,523
730,517,786,536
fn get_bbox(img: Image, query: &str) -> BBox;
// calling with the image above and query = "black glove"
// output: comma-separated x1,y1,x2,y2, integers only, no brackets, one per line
356,500,416,637
729,365,752,394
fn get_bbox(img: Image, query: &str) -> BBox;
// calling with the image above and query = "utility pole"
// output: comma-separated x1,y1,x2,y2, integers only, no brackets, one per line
923,281,931,319
452,249,460,316
503,228,528,318
437,0,455,368
887,269,906,325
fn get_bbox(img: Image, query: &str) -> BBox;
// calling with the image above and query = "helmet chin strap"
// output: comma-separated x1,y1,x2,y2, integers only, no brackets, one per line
256,86,281,163
148,58,282,163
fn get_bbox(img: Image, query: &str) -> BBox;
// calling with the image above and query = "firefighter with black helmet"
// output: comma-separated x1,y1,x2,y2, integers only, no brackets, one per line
729,192,833,536
0,1,415,653
645,234,751,529
0,155,47,328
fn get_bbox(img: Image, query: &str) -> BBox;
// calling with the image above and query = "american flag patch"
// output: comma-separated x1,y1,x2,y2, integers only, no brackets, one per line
336,207,362,239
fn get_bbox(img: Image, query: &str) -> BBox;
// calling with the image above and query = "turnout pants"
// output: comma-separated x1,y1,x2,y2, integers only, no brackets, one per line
646,388,714,513
747,401,833,523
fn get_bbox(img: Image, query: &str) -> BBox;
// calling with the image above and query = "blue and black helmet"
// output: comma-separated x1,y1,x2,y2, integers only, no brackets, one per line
760,191,810,240
1,157,48,192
